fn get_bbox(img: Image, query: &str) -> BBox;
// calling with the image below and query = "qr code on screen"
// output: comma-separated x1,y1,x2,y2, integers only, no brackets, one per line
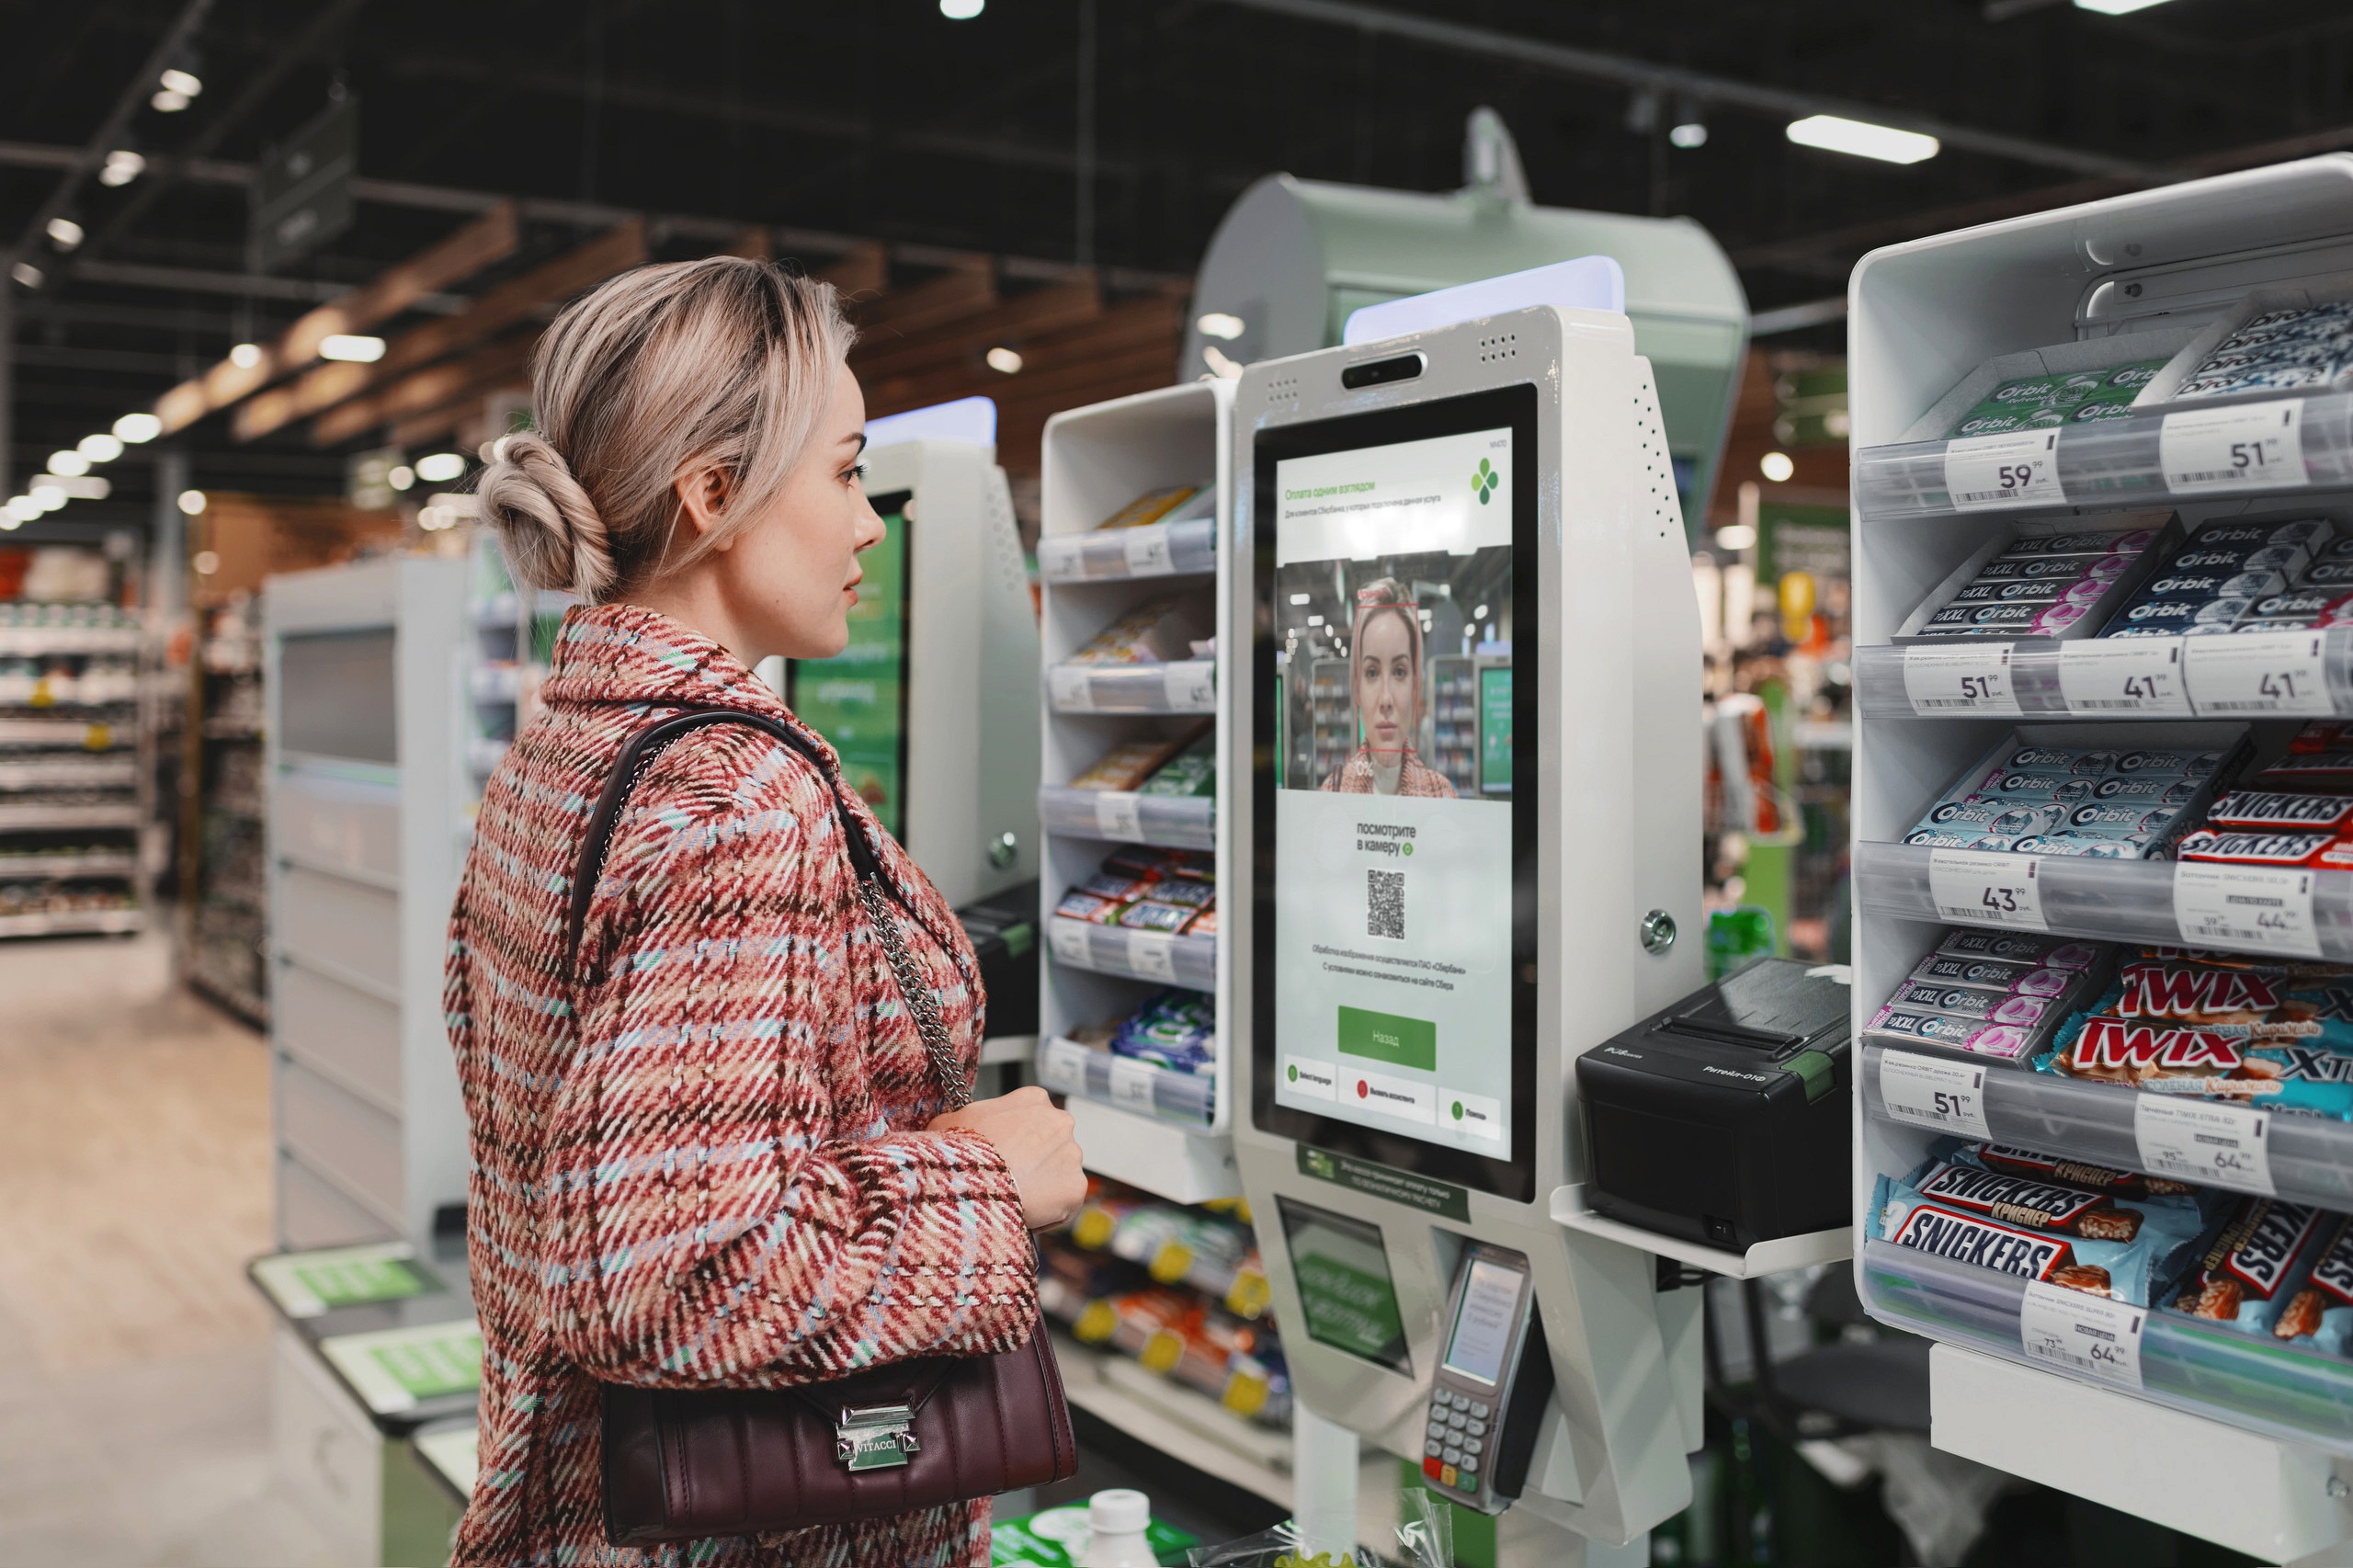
1368,869,1404,940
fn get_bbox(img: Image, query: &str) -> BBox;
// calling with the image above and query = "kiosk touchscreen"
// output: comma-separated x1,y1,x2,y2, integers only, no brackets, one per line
781,426,1039,910
1230,293,1711,1551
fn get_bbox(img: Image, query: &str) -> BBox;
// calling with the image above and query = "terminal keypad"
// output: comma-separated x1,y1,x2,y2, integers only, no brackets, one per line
1420,1390,1483,1492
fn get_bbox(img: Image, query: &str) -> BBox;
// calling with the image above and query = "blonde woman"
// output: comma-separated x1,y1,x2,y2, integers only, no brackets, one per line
445,257,1085,1567
1320,577,1458,798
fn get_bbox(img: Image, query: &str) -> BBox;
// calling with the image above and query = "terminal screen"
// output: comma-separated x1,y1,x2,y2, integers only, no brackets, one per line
1254,385,1536,1199
1441,1257,1524,1386
789,490,912,840
1276,1197,1411,1372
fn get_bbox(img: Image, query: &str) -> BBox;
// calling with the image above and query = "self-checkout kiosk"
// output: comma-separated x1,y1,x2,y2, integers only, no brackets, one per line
776,396,1040,911
1226,264,1711,1558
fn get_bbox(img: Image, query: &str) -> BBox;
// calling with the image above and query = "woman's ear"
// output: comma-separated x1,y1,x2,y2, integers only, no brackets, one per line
675,466,732,542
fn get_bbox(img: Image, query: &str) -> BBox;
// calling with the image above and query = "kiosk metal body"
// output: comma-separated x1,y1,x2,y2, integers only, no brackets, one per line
1228,306,1709,1550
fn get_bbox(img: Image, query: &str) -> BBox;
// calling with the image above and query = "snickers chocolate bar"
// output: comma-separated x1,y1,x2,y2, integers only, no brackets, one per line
2174,830,2332,866
2174,1199,2327,1332
1914,1162,2144,1240
1966,1143,2193,1198
1887,1200,2090,1287
2204,790,2353,832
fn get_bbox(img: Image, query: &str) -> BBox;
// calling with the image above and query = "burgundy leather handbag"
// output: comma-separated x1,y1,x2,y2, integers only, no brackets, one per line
563,709,1077,1546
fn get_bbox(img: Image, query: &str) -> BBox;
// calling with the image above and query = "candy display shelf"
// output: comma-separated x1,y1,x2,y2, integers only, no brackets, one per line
1861,1239,2353,1459
1045,916,1218,991
1049,1327,1294,1507
0,625,141,656
1038,515,1217,585
0,801,142,831
1045,659,1217,716
1035,1034,1216,1125
1854,389,2353,523
1851,840,2353,960
0,907,142,938
1851,631,2353,720
1859,1042,2353,1211
1035,784,1215,850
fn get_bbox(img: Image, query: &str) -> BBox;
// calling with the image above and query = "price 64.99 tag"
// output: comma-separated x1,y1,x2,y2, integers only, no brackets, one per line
2019,1281,2144,1392
1878,1050,1992,1140
2134,1095,2275,1196
1929,848,2048,931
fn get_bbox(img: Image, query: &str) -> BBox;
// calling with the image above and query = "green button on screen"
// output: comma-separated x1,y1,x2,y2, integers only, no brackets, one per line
1336,1005,1437,1072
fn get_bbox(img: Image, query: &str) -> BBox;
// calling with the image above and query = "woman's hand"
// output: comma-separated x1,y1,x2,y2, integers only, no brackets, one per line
929,1085,1086,1229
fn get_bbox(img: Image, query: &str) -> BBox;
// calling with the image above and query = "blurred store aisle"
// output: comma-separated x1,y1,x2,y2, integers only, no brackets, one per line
0,930,332,1567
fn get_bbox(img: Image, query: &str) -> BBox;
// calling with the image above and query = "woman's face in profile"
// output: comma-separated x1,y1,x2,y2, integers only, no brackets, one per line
1356,609,1417,756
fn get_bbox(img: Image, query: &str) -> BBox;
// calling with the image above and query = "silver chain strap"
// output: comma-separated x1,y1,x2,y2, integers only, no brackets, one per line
859,877,973,1110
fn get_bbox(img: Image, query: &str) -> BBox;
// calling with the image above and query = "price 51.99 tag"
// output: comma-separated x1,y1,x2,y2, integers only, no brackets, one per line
1904,642,2023,717
2160,398,2310,496
2133,1095,2275,1196
2019,1281,2144,1392
1878,1050,1993,1139
1945,429,2067,512
1930,848,2048,931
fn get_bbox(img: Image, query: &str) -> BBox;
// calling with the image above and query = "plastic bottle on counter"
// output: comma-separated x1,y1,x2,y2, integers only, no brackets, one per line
1076,1488,1155,1567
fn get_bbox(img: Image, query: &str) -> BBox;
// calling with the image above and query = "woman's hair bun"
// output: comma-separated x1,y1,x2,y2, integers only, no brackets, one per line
475,430,614,598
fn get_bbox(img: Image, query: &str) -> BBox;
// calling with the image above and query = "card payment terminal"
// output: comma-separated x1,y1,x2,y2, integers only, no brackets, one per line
1419,1243,1553,1513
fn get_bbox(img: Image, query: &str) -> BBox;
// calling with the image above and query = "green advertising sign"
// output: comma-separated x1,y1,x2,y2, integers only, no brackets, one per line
790,499,911,838
1478,665,1512,792
1276,1195,1414,1371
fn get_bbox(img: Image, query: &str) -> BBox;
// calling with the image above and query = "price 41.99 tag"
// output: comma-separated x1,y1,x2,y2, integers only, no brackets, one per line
1878,1050,1992,1140
2019,1280,2144,1392
2133,1095,2275,1196
2058,637,2191,718
1930,848,2048,931
1904,642,2022,717
2183,630,2334,717
1944,429,2067,512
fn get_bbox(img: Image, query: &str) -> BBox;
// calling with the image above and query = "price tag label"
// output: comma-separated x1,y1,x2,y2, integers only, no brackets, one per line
1047,665,1095,712
2173,860,2321,958
1123,528,1173,576
1037,536,1084,582
2160,398,2309,495
1049,920,1093,967
1878,1050,1993,1139
1945,429,2068,512
2134,1095,2275,1196
1093,791,1144,842
2184,630,2334,716
1127,930,1179,983
1929,848,2049,930
1108,1059,1161,1114
1037,1037,1092,1096
1904,642,2022,716
1163,662,1216,710
2019,1281,2144,1392
2058,637,2191,717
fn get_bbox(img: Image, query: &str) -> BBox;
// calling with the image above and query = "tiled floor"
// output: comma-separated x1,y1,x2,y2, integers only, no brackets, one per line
0,929,335,1567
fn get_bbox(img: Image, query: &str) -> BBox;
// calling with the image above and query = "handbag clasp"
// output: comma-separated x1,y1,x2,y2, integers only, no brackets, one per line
835,1403,919,1471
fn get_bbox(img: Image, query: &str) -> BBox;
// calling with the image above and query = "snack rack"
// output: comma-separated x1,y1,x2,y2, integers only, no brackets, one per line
1851,156,2353,1556
1036,379,1237,1206
0,596,147,939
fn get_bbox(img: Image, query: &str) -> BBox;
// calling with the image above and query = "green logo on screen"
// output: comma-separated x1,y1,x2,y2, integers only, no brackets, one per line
1472,458,1498,505
1288,1064,1299,1082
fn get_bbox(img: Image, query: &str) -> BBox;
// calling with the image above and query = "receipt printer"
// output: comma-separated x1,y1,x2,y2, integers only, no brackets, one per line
1576,958,1851,1253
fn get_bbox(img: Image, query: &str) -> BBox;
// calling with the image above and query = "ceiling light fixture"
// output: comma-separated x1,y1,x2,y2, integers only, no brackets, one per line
984,346,1023,374
229,343,263,369
78,433,123,463
1759,450,1796,482
159,66,202,97
1200,345,1243,380
415,452,467,483
319,335,386,363
151,88,190,112
2075,0,2174,11
940,0,984,17
113,412,162,444
46,450,90,478
177,489,208,516
98,149,145,187
388,465,415,492
45,218,83,251
1669,121,1708,149
1785,114,1939,165
1714,524,1757,551
1196,312,1245,341
10,263,43,290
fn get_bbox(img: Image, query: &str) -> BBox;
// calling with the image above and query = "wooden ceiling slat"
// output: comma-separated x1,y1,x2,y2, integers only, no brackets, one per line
235,218,648,442
312,332,540,447
153,201,520,436
856,257,995,337
850,276,1100,384
818,242,888,304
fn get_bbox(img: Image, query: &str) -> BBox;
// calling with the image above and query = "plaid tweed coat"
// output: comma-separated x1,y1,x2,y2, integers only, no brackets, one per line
444,602,1039,1567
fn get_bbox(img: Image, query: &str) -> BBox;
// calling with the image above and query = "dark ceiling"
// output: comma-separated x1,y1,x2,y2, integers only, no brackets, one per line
4,0,2352,530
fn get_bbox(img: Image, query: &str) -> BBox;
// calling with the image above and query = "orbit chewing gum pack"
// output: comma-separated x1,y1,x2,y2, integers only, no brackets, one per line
1905,517,2170,642
2174,301,2353,402
1904,732,2239,860
1944,358,2170,437
1861,927,2109,1066
2100,518,2348,638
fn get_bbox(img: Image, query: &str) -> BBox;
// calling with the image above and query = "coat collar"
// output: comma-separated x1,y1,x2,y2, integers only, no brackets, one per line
539,601,806,732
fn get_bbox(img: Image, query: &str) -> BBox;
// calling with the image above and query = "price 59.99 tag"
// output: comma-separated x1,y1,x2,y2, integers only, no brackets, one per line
2184,630,2334,717
2133,1095,2275,1196
1878,1050,1993,1140
2019,1281,2144,1392
2058,636,2191,718
1930,848,2049,931
1945,429,2068,512
2159,398,2310,496
1904,642,2023,717
1122,529,1173,576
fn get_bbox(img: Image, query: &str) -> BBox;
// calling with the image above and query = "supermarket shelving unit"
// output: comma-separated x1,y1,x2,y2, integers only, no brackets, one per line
0,603,147,939
1851,155,2353,1560
1035,380,1239,1207
183,595,268,1021
265,556,475,1251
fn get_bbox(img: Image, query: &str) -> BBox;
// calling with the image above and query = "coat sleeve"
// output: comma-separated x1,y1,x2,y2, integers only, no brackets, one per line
540,730,1038,1388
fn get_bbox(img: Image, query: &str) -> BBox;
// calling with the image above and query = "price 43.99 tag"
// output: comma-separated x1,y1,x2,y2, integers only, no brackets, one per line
1904,642,2022,717
1878,1050,1992,1139
2019,1280,2143,1392
1930,848,2048,930
2133,1095,2274,1196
